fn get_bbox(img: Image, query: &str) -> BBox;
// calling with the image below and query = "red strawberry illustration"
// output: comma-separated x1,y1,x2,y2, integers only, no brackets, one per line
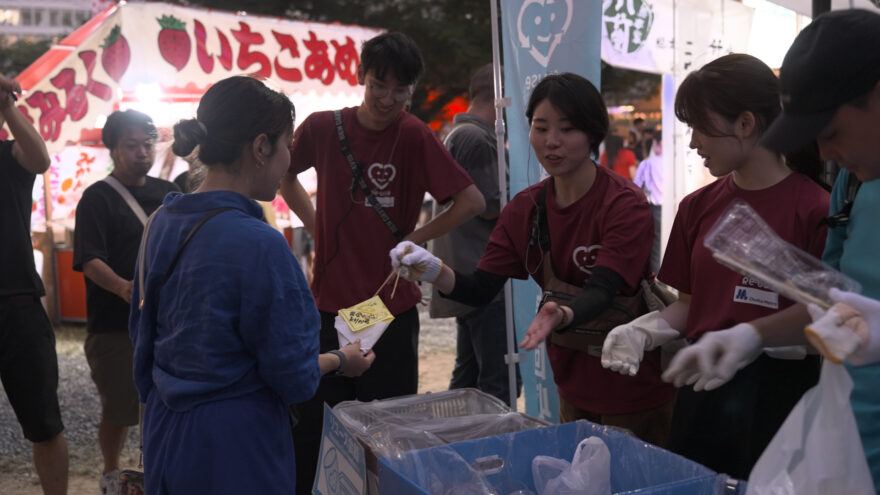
101,25,130,83
157,15,191,72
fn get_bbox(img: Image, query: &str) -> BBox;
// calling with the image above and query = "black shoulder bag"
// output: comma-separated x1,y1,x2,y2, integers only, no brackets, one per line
531,181,676,351
333,109,404,242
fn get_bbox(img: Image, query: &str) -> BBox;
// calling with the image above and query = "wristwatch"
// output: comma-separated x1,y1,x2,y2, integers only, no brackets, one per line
328,349,347,375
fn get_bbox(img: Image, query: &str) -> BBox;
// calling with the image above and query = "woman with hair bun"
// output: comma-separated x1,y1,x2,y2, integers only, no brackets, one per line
129,76,374,494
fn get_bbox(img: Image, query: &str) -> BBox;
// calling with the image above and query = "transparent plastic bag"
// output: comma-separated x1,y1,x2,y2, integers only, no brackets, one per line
531,436,611,495
746,360,874,494
703,199,861,310
334,389,544,463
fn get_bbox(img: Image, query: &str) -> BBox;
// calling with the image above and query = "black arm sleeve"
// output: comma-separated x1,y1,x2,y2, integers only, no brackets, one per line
443,268,508,307
558,266,625,332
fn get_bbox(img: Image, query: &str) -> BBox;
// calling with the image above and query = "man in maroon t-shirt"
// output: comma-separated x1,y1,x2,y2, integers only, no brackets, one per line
280,32,484,494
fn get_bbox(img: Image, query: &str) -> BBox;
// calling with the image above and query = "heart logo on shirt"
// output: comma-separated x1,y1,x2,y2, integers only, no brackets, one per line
572,245,601,275
367,163,397,190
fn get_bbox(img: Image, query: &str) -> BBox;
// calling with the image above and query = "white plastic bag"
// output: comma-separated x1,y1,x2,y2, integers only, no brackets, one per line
747,359,874,495
531,436,611,495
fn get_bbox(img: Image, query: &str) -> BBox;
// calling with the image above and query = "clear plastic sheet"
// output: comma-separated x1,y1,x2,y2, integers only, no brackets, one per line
381,420,743,495
334,389,546,455
703,199,861,309
332,389,547,472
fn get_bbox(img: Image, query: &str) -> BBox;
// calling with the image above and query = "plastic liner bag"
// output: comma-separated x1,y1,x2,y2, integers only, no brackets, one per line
386,443,497,495
746,360,874,495
532,436,611,495
703,199,861,310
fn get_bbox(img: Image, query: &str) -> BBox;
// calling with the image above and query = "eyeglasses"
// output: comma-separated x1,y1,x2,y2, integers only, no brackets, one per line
367,80,413,102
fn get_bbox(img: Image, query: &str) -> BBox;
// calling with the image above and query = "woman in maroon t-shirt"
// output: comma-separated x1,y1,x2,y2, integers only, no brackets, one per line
600,54,830,479
389,73,676,447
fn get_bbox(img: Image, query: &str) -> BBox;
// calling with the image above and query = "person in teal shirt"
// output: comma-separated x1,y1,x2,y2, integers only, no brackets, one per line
821,170,880,487
659,9,880,490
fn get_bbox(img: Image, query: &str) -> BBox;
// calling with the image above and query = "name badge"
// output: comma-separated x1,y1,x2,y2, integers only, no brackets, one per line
732,285,779,309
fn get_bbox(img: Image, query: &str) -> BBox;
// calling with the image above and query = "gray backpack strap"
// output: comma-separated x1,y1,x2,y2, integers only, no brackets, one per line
442,121,496,150
103,175,148,226
137,206,162,310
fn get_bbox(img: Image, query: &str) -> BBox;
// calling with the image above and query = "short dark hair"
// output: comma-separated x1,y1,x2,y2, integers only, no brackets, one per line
525,73,609,157
359,32,424,86
633,117,645,125
102,110,157,149
172,76,294,167
469,63,494,105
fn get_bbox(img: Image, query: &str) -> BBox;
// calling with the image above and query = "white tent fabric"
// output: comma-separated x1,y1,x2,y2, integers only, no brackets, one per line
768,0,879,16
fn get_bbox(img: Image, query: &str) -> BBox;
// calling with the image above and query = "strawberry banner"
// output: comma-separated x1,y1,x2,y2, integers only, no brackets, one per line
10,1,382,152
9,2,381,231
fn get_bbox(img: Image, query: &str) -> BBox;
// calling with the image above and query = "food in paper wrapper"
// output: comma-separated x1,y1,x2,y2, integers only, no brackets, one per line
336,296,394,352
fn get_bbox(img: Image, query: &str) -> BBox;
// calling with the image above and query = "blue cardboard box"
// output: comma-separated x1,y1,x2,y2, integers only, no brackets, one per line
378,420,739,494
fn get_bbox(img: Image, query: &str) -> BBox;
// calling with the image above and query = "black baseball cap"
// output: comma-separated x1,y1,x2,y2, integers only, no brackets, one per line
761,9,880,153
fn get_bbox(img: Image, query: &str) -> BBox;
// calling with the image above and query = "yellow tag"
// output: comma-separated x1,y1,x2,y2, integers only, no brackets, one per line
338,296,395,332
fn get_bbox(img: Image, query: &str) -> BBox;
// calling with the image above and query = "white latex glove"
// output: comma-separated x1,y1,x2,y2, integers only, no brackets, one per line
601,311,681,376
661,323,762,391
389,240,444,283
805,288,880,365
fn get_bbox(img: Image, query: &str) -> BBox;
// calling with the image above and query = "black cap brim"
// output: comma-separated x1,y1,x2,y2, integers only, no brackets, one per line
761,107,836,153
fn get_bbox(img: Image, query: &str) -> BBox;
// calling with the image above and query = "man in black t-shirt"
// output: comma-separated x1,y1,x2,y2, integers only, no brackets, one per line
73,110,178,493
0,74,69,494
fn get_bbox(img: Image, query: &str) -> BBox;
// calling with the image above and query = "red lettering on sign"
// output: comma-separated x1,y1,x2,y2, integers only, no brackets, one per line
304,31,334,85
332,36,359,86
50,69,88,121
78,50,113,101
271,31,303,82
25,91,66,142
217,29,233,71
194,20,214,73
231,22,271,78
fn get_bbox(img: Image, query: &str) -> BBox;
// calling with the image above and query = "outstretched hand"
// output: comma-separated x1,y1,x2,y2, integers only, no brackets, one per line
661,323,762,391
519,300,565,351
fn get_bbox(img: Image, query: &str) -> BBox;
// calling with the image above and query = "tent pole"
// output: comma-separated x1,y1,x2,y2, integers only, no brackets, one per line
489,0,519,411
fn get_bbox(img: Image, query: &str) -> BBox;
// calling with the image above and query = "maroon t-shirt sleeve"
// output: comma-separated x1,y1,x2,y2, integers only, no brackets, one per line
657,198,693,294
290,114,318,175
477,193,531,280
592,190,654,290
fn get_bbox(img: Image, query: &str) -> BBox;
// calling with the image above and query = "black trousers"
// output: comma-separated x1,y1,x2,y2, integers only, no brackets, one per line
668,353,820,480
292,307,419,495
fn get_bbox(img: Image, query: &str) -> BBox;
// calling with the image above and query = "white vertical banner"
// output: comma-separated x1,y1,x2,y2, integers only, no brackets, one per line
601,0,676,74
670,0,754,212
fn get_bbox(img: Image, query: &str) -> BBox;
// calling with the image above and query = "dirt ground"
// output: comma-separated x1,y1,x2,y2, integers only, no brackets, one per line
0,349,459,495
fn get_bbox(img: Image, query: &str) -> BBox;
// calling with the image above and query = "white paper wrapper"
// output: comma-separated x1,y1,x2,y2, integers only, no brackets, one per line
335,315,390,352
